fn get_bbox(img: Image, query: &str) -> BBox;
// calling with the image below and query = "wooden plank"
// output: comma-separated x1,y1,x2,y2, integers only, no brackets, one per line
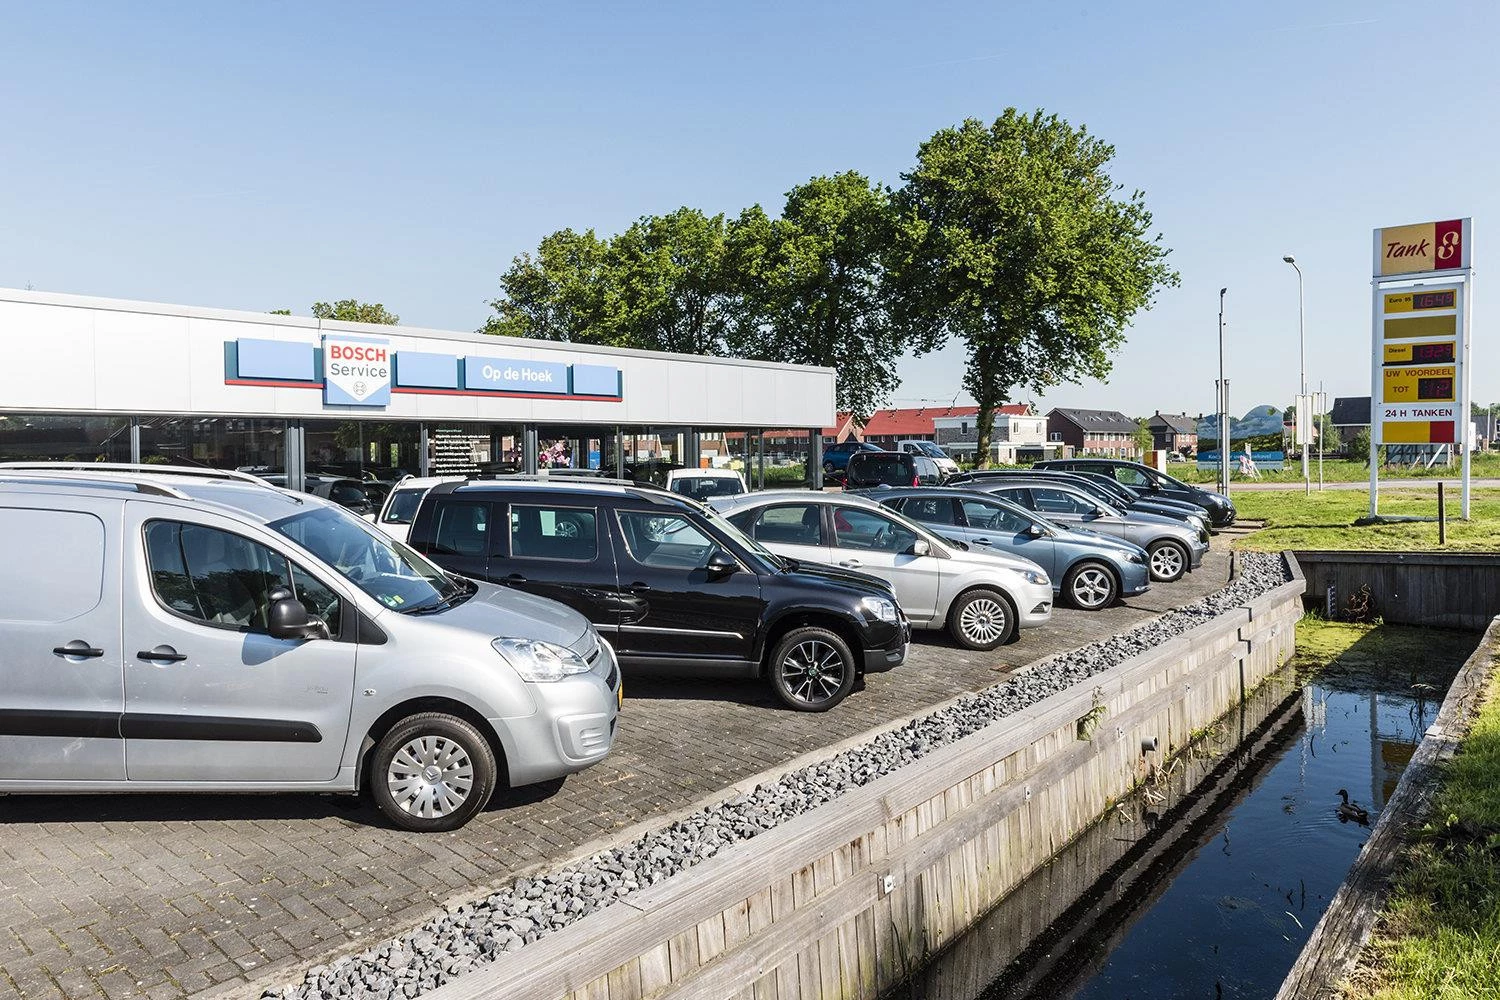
424,588,1294,1000
605,960,642,1000
1276,616,1500,999
636,943,671,995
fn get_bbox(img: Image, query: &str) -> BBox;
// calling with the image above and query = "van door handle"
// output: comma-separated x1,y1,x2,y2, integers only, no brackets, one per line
53,641,105,659
137,646,187,663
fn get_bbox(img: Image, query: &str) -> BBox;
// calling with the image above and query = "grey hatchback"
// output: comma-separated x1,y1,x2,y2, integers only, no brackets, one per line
870,488,1151,610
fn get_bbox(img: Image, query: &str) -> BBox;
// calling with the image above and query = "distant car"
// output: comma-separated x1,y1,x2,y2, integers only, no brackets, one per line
871,487,1151,610
713,490,1053,650
948,469,1211,536
962,479,1207,583
821,441,884,474
1036,458,1235,527
598,459,684,487
845,451,945,489
665,467,748,500
374,475,467,543
896,440,960,477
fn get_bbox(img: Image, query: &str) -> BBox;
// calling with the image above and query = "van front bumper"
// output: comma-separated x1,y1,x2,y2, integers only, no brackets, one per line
493,647,622,787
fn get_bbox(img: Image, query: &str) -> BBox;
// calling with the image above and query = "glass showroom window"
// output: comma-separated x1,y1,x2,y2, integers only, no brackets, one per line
0,413,132,462
139,417,286,471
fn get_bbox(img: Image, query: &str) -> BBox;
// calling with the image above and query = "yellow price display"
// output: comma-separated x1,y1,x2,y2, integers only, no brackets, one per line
1383,365,1456,404
1384,314,1457,340
1384,288,1457,314
1384,341,1456,365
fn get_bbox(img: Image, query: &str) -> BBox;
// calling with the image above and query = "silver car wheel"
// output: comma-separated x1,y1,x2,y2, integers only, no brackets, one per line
959,596,1008,646
1071,566,1114,609
780,639,847,705
1149,544,1185,581
386,735,476,819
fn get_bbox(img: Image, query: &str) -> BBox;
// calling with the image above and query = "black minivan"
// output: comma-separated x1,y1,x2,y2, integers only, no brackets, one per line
406,480,909,711
844,452,945,489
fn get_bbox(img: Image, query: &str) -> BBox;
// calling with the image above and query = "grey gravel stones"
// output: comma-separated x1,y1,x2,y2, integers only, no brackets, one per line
266,551,1290,999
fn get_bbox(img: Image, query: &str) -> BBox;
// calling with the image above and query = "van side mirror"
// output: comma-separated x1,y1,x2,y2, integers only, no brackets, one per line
705,550,740,575
267,587,329,641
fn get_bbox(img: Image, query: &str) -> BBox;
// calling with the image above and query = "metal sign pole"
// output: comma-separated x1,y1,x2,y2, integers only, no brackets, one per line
1462,274,1474,519
1369,281,1381,518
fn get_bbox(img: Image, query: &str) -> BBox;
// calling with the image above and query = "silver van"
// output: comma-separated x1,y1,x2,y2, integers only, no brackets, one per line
0,465,621,832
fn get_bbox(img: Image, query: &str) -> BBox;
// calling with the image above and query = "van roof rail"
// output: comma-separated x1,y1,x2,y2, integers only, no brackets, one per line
0,469,191,499
0,462,273,486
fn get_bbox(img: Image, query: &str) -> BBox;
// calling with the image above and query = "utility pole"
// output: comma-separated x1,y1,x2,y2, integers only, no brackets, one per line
1218,288,1229,496
1283,256,1310,494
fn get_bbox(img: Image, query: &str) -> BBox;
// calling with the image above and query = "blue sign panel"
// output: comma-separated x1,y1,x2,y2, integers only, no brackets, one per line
572,363,621,397
394,351,459,389
464,357,571,394
235,339,316,381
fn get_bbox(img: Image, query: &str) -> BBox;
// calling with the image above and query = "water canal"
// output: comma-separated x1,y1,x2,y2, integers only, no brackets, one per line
891,622,1477,1000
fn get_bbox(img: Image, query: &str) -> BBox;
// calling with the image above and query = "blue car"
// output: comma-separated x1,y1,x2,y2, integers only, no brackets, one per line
821,440,884,474
870,487,1151,610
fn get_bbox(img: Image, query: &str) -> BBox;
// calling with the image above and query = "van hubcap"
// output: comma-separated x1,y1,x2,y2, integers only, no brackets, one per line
387,735,474,819
960,598,1007,644
1072,568,1113,609
782,640,846,704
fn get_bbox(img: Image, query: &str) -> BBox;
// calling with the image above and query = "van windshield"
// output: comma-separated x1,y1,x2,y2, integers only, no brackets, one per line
270,506,464,613
383,488,426,524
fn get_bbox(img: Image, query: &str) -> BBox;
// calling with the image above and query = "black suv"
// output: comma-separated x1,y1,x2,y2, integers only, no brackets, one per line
406,480,909,711
844,451,945,489
1036,458,1236,527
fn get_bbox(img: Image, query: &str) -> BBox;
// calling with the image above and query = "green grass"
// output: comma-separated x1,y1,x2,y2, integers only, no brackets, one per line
1232,488,1500,552
1175,452,1500,485
1349,643,1500,1000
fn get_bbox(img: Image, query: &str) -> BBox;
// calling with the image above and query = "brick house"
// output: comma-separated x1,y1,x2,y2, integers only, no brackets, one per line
1146,411,1199,455
1046,408,1143,459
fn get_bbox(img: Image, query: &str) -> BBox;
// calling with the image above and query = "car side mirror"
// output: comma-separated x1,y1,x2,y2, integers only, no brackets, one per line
909,539,931,557
267,587,329,641
705,550,739,575
1027,524,1046,538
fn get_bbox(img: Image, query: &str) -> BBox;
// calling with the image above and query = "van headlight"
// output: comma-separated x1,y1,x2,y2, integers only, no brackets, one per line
861,596,899,623
492,638,591,682
1022,570,1050,587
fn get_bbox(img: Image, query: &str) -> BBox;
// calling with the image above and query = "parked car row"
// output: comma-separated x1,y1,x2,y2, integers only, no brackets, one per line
0,456,1227,832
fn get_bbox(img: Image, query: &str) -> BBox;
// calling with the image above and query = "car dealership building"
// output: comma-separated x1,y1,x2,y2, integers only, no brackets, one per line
0,288,837,488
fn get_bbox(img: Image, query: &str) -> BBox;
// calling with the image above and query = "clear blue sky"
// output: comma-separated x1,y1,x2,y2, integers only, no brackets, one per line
2,1,1495,419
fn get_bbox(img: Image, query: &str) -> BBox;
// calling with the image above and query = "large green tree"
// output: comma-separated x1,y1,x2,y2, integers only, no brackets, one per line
894,109,1179,466
731,172,920,420
481,228,619,343
610,207,736,355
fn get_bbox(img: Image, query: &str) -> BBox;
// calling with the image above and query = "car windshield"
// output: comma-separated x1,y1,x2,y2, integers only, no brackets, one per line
669,476,746,499
912,442,946,458
270,506,463,613
382,488,426,524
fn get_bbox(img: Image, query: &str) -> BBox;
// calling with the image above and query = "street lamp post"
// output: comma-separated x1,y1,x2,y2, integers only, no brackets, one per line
1218,287,1228,497
1283,256,1309,493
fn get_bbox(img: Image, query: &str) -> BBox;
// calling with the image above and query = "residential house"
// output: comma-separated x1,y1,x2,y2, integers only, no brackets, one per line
1330,397,1370,442
1146,411,1198,455
933,405,1058,464
1047,408,1143,459
860,405,980,448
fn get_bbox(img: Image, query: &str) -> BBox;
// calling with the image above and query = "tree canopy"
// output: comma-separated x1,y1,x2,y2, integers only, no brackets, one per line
893,109,1178,465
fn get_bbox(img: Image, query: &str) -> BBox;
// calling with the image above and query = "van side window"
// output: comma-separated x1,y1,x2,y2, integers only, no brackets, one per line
0,508,105,623
507,505,598,561
144,521,340,636
431,501,489,557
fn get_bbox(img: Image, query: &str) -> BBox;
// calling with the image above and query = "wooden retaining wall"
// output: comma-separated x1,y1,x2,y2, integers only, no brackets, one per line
429,561,1306,1000
1295,549,1500,629
1275,614,1500,999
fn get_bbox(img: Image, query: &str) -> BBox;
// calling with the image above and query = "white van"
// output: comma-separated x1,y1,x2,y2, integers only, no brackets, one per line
373,475,466,543
896,440,960,477
0,464,621,831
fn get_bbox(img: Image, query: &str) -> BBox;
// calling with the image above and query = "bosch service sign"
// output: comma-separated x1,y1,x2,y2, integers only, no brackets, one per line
322,335,391,407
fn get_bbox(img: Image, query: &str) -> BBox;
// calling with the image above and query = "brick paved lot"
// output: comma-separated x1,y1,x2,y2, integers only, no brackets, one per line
0,545,1240,1000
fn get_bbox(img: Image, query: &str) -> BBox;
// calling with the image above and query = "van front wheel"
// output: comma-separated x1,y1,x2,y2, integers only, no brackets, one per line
371,713,497,832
